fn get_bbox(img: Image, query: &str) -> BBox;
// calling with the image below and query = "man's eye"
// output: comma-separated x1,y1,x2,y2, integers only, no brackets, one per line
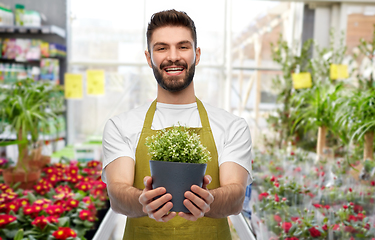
157,48,165,51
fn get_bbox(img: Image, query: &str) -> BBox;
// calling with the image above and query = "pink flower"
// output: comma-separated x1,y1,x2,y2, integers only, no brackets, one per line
273,215,282,222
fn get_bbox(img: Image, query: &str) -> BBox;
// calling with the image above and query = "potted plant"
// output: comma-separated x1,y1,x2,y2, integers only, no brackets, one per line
291,82,343,160
0,79,60,189
145,125,211,212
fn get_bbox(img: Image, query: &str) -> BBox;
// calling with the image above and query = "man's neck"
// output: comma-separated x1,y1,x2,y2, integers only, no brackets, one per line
156,83,196,104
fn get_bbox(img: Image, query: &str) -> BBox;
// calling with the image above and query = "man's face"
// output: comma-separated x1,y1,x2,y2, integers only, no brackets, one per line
145,26,201,92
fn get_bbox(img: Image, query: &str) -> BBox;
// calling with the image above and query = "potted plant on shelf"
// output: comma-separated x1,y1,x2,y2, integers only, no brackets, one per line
0,79,60,189
145,125,211,212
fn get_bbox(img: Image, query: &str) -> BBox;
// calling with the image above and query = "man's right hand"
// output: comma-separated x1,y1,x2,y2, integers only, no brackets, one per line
138,176,177,222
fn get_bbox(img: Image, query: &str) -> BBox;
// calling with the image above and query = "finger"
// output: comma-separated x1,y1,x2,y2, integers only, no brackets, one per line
184,191,210,214
139,187,166,205
150,201,174,221
143,176,153,189
190,185,214,205
202,175,212,189
178,205,203,221
160,211,177,222
145,193,172,213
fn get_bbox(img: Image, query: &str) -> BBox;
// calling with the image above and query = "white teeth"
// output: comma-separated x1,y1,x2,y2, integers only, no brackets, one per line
165,67,183,72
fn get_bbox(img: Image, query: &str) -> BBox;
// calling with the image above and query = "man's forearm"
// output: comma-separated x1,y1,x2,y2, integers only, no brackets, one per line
107,182,146,218
205,183,246,218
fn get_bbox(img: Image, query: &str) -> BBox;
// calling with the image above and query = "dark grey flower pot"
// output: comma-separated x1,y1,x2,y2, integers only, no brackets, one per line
149,160,207,213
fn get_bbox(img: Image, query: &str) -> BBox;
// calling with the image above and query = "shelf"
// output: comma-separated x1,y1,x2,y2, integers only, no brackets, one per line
0,25,66,38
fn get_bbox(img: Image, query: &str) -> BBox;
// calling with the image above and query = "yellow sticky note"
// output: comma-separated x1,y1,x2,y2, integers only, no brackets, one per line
86,70,105,95
330,64,349,80
64,74,83,99
292,72,312,89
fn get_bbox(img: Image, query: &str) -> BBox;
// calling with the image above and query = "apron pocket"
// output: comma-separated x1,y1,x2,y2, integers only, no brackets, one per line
134,226,218,240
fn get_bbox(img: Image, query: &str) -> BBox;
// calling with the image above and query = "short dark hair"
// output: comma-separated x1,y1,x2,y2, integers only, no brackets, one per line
146,9,197,51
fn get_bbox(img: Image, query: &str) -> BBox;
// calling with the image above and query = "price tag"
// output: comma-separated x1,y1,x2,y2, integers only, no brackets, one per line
292,72,312,89
64,74,83,99
86,70,105,95
330,64,349,80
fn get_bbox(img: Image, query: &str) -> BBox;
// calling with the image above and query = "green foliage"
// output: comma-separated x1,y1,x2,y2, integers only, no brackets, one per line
355,24,375,90
145,125,211,164
310,29,348,84
268,35,314,147
336,89,375,143
291,82,344,133
0,79,63,169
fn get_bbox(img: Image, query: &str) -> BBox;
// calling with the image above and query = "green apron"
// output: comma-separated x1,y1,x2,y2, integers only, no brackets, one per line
123,98,232,240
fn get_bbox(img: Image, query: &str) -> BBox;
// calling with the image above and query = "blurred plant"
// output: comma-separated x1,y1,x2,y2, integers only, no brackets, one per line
268,35,314,148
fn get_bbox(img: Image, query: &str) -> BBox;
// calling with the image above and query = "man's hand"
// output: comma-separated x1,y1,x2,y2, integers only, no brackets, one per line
178,175,214,221
139,176,177,222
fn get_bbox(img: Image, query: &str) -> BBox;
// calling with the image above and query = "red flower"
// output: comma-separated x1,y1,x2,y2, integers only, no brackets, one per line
308,227,321,237
23,205,42,218
52,227,77,240
79,209,96,222
68,166,79,176
66,198,79,208
274,194,279,202
343,205,348,209
258,192,269,201
313,203,322,208
285,238,299,240
274,182,280,188
0,214,16,228
322,224,328,231
345,225,356,233
270,176,277,182
75,182,93,191
353,204,363,213
82,196,92,204
273,215,282,222
32,216,49,229
332,224,340,231
281,222,292,233
347,215,357,222
365,223,370,230
87,160,101,168
46,205,64,217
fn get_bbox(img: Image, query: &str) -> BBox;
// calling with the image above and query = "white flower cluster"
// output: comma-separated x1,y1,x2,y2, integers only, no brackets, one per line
145,126,211,164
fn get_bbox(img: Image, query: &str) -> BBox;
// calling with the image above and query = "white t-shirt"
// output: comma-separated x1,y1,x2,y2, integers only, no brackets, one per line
102,101,253,184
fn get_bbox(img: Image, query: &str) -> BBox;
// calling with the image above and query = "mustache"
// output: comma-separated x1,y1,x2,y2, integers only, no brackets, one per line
160,61,187,70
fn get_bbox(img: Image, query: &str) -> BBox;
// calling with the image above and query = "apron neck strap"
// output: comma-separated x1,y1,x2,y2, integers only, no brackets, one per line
142,97,211,130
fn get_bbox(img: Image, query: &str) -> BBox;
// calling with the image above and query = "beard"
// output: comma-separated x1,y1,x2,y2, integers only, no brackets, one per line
152,60,196,92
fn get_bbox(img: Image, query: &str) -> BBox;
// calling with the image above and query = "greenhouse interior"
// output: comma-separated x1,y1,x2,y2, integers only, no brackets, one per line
0,0,375,239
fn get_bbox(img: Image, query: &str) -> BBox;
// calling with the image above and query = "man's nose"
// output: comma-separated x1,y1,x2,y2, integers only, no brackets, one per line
166,47,181,62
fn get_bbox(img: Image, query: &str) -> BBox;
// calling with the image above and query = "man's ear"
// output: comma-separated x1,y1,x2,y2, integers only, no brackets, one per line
145,50,152,68
195,47,201,66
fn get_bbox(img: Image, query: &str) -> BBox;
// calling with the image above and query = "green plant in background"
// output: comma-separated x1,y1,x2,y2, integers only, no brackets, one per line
291,83,344,159
145,125,211,164
355,24,375,91
268,35,314,148
0,79,61,173
310,29,348,85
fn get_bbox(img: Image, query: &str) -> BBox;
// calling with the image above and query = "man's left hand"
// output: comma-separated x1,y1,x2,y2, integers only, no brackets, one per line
178,175,214,221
